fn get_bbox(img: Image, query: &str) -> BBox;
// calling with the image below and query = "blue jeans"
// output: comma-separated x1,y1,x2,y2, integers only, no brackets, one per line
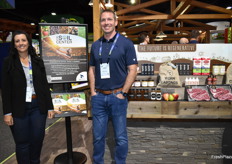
10,99,47,164
91,92,128,164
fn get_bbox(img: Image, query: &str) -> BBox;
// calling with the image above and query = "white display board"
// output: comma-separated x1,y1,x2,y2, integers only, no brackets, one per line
135,44,232,63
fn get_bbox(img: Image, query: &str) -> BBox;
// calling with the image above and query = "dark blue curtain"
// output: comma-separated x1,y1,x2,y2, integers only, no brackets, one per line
0,43,10,88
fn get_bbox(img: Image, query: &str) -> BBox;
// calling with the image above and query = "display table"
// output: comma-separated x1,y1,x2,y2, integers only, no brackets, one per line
127,101,232,119
54,112,87,164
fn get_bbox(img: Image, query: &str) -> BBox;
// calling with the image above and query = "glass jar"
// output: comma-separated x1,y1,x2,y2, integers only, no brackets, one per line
134,80,141,87
142,80,148,87
219,64,225,75
212,65,220,75
148,80,155,87
150,88,156,100
156,88,162,101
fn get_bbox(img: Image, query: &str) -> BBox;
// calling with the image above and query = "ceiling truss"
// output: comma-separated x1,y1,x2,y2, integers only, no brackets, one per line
114,0,232,43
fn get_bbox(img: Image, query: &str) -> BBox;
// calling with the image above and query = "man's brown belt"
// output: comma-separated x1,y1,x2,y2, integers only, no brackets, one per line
95,88,123,95
32,94,37,99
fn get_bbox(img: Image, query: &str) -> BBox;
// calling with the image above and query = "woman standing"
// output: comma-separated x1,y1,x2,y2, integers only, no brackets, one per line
1,30,55,164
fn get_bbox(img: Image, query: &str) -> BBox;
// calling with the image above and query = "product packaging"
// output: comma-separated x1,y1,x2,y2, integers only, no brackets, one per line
193,57,202,75
201,57,210,75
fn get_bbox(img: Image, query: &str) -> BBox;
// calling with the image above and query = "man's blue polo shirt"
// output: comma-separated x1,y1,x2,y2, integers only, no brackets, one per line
89,33,138,90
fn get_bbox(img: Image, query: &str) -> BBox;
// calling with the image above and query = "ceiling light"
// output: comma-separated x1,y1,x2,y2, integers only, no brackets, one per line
36,33,39,36
157,31,167,38
226,6,232,10
121,31,126,35
51,12,56,16
105,0,113,8
154,37,163,41
88,0,93,7
30,23,35,25
131,0,136,4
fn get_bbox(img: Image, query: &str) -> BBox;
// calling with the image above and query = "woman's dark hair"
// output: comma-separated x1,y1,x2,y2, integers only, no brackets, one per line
9,30,37,58
7,30,41,72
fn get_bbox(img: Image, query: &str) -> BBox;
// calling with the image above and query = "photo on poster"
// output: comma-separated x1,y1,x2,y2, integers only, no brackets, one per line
51,92,87,115
39,23,88,83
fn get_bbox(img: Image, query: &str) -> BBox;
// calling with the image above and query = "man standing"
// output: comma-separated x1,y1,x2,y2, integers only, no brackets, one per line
89,9,138,164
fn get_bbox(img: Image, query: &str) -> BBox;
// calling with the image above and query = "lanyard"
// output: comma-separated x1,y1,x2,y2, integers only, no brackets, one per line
28,56,33,85
99,33,119,64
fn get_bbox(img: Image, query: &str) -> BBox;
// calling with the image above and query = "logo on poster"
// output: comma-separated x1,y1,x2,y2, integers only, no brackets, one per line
56,35,72,44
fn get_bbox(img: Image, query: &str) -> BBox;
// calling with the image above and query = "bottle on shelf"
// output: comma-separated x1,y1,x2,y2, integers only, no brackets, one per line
207,75,212,85
143,89,150,101
196,77,199,85
155,88,162,101
140,89,145,101
136,89,142,101
212,75,217,85
150,88,156,100
185,77,190,85
128,89,135,101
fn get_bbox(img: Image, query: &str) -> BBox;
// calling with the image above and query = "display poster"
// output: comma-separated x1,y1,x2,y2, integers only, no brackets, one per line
39,23,88,83
52,92,87,115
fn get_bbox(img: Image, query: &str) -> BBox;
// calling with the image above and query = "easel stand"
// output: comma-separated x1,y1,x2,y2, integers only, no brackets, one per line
54,115,87,164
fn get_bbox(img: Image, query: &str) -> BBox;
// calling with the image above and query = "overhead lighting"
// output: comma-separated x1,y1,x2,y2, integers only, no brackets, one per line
121,31,126,35
226,6,232,10
30,23,35,25
51,12,56,16
88,0,93,7
35,33,39,36
105,0,113,8
157,31,167,38
154,37,163,41
131,0,136,5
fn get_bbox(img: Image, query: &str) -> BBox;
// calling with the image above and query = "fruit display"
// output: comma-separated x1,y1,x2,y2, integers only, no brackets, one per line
162,93,179,101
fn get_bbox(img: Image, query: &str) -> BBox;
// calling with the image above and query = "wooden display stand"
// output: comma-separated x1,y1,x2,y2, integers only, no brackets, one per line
127,101,232,119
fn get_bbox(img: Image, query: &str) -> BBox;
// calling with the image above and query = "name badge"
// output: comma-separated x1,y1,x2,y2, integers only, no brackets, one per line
100,63,110,79
26,87,32,102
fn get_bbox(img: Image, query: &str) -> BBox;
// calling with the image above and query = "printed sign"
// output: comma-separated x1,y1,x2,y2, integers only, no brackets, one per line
39,23,88,83
138,44,196,52
51,92,87,114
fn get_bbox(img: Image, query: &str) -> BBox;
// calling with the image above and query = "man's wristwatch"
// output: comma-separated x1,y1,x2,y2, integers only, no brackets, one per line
119,91,128,97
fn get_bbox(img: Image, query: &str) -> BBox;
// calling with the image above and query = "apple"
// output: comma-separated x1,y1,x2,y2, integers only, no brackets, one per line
168,94,174,101
172,93,179,101
162,93,169,101
43,31,49,36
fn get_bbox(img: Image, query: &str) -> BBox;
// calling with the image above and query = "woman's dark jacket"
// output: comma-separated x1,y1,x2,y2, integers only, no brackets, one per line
1,55,54,117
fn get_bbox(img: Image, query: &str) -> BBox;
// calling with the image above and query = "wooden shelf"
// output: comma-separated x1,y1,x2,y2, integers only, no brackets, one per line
127,101,232,119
